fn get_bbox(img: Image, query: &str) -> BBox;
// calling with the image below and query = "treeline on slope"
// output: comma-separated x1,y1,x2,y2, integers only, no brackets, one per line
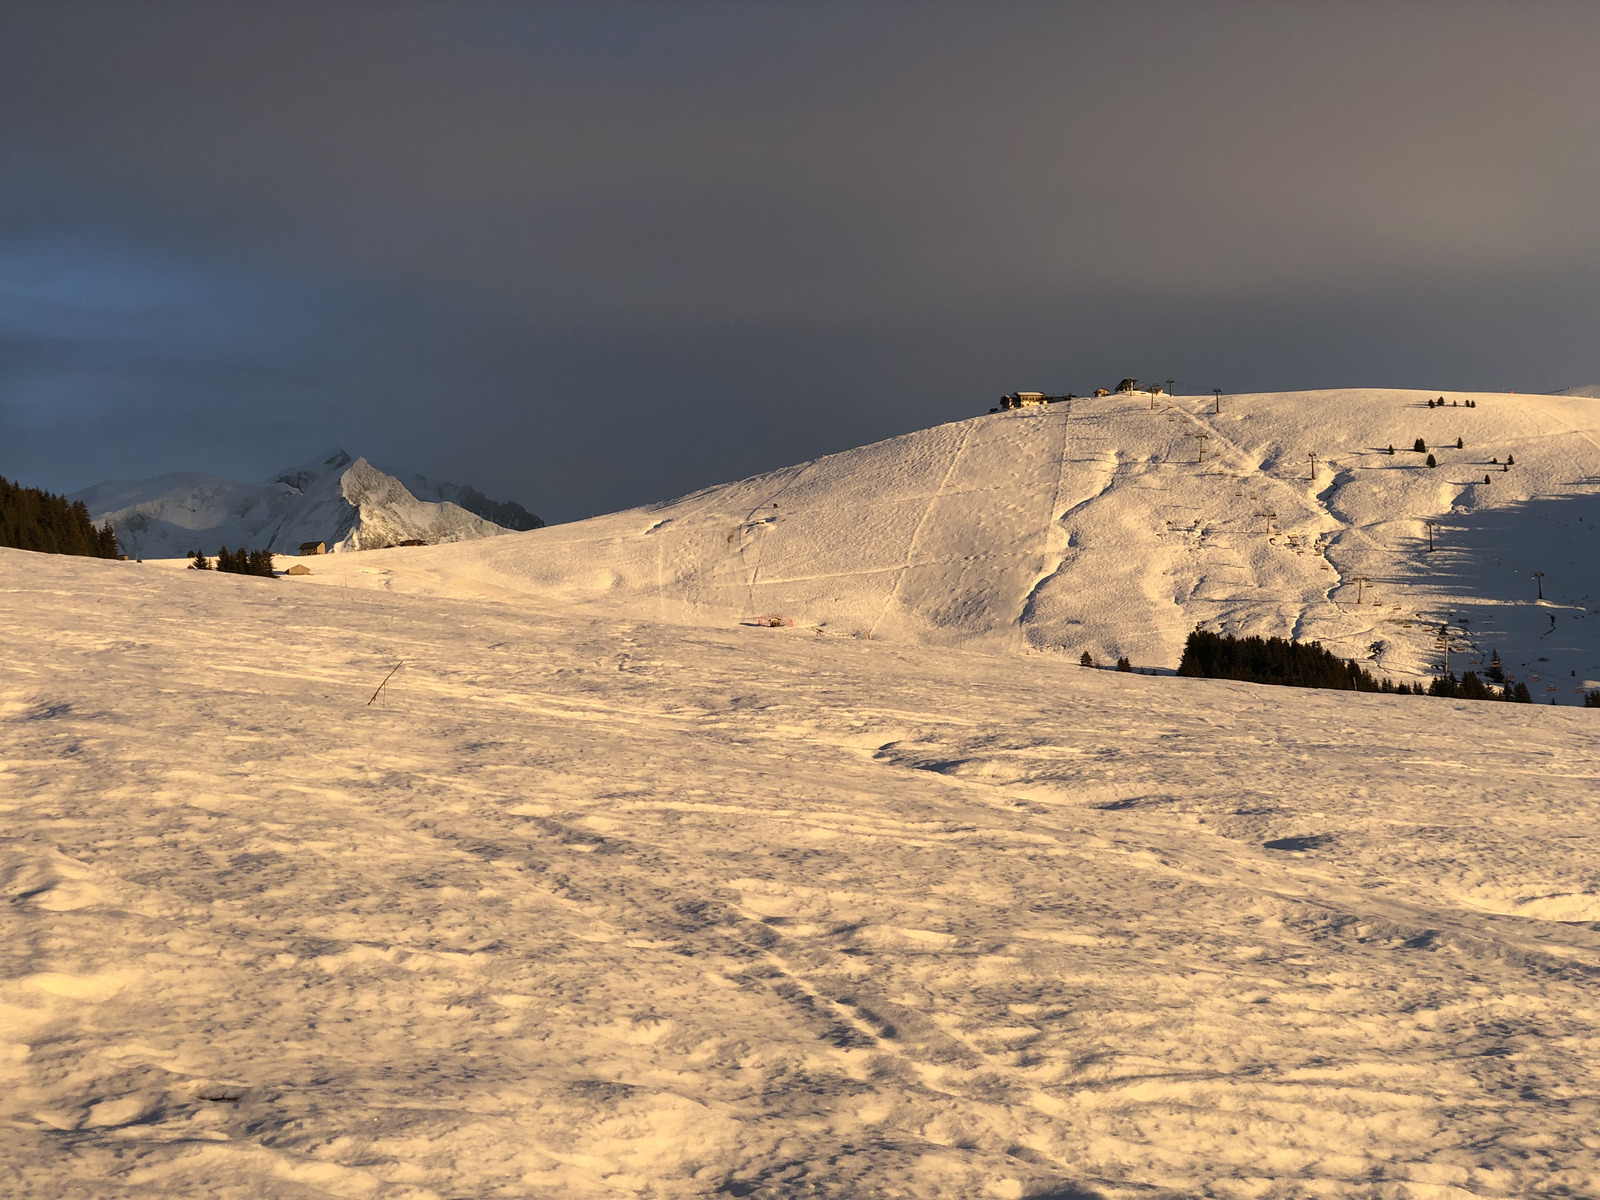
189,547,275,577
0,474,120,558
1176,630,1533,703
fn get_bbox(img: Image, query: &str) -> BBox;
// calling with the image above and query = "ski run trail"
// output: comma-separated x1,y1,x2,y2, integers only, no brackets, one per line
4,386,1600,1199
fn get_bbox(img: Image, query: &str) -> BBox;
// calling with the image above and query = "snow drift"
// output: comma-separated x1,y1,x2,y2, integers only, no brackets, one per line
5,545,1600,1197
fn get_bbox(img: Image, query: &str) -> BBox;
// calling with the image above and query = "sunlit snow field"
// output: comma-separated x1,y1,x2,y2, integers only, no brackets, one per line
4,548,1599,1199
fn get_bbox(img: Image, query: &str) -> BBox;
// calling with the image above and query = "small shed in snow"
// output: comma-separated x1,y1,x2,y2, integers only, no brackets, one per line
285,563,312,576
299,541,326,556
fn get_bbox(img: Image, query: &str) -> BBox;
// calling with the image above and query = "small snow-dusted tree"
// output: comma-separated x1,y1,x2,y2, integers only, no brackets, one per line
1387,444,1395,454
1507,453,1515,466
1427,399,1436,408
1426,454,1437,468
1080,651,1096,668
189,550,210,570
1116,657,1132,672
1456,437,1464,449
1413,438,1427,452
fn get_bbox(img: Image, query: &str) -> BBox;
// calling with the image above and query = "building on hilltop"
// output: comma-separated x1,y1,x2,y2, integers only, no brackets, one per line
298,541,326,556
995,391,1071,411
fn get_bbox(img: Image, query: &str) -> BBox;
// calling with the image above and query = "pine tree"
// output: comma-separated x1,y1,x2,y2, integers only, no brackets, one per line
1413,438,1427,453
1079,651,1096,668
1116,657,1132,672
1456,437,1464,449
1507,453,1514,466
0,475,121,557
1426,454,1437,468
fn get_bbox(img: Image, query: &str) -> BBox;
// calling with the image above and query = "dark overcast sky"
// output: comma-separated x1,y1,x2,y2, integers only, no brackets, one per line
4,2,1600,522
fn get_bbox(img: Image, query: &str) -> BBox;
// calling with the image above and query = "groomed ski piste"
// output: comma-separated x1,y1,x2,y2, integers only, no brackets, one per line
3,387,1599,1199
314,386,1600,693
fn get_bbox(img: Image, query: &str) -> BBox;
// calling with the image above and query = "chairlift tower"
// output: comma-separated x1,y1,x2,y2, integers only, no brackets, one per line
1423,520,1439,552
1433,627,1469,678
1212,388,1222,415
1352,575,1371,605
1533,571,1546,600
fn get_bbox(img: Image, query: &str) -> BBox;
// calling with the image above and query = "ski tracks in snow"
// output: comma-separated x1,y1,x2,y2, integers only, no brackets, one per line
7,552,1600,1197
869,422,973,639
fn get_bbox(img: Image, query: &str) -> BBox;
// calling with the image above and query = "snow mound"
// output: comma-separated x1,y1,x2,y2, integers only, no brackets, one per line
74,450,509,557
350,387,1600,691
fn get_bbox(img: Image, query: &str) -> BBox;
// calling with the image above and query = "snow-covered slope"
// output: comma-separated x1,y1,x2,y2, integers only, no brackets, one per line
73,450,511,558
341,387,1600,696
4,548,1599,1197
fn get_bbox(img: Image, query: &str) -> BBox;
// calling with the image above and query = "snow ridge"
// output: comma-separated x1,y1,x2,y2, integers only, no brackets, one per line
345,387,1600,692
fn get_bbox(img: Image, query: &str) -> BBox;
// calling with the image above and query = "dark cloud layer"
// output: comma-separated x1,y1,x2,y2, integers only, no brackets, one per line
4,2,1599,520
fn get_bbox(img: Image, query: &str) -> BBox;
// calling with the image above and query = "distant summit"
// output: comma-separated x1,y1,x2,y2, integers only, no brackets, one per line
72,451,538,558
401,475,544,531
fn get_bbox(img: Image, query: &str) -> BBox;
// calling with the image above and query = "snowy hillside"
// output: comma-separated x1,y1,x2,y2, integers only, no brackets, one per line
72,450,512,558
4,548,1599,1198
336,387,1600,697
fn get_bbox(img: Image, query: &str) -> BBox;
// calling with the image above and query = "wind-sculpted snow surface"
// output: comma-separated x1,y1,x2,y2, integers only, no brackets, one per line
345,388,1600,690
4,549,1600,1198
72,450,510,558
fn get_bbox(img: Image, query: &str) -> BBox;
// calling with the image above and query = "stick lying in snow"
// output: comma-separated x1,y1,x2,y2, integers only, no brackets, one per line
367,661,404,706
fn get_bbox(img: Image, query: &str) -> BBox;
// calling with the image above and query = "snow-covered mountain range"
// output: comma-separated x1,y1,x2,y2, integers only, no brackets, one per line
71,450,531,559
334,386,1600,695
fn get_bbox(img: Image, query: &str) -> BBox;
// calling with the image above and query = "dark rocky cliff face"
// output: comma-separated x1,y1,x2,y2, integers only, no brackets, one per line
450,485,544,531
